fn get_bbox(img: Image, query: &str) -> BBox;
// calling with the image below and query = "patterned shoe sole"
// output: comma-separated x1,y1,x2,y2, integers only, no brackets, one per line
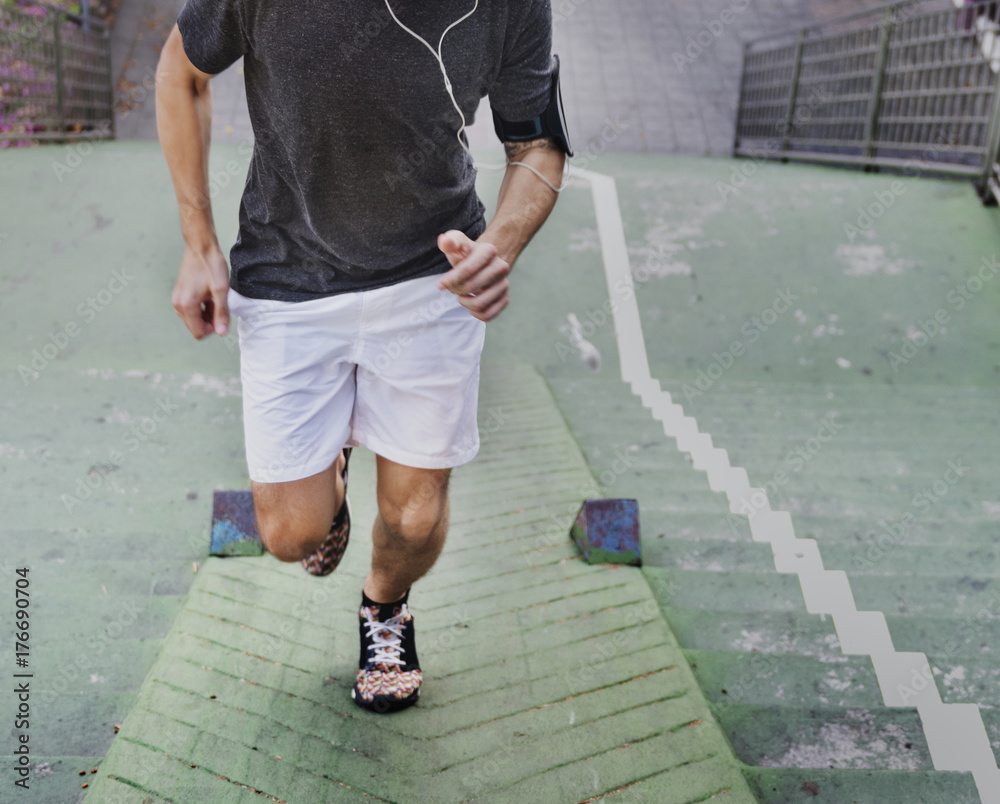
351,683,420,714
301,498,351,577
301,448,352,577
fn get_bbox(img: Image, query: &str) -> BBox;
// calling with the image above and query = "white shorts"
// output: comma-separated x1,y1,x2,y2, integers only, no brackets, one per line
228,274,487,484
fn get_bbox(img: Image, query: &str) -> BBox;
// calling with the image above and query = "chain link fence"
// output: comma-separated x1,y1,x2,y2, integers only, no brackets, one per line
1,0,114,144
734,0,1000,203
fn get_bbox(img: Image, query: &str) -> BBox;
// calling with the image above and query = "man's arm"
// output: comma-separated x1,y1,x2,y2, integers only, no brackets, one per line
156,24,231,339
438,138,566,322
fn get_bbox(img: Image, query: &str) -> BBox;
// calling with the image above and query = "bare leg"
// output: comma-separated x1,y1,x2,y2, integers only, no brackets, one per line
252,450,347,562
363,455,451,603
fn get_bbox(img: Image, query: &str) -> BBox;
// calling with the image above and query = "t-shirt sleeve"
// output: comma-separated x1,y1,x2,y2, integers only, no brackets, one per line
489,0,555,123
176,0,249,75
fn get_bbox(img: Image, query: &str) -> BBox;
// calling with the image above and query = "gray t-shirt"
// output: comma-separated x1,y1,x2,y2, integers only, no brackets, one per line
176,0,555,301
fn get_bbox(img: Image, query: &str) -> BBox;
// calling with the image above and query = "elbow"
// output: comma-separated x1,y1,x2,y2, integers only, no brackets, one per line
157,25,209,96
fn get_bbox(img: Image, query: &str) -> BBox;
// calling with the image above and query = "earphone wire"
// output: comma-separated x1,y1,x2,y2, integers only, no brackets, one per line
382,0,567,194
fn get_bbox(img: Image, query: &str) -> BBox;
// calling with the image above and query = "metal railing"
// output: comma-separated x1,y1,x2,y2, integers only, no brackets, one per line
734,0,1000,203
0,0,114,143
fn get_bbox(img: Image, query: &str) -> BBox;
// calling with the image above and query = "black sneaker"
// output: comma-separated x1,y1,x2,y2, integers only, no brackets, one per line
301,448,352,576
351,589,422,713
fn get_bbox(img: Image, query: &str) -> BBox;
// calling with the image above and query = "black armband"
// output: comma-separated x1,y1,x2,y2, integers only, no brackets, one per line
492,55,573,157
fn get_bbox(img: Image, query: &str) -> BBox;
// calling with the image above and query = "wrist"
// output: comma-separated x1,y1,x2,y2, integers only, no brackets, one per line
183,234,222,258
179,199,219,258
478,227,522,268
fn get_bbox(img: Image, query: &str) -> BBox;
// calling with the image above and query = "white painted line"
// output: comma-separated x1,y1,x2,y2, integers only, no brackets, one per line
570,165,1000,803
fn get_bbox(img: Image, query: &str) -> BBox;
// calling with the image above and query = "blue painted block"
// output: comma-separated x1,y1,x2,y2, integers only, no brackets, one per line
210,490,265,557
570,498,641,565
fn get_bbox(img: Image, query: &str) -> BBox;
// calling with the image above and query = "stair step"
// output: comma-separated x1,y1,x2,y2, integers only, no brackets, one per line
564,491,993,530
888,614,1000,660
926,660,1000,707
646,536,1000,578
644,567,806,613
663,607,843,660
665,605,1000,668
640,509,1000,549
551,378,1000,425
743,766,981,804
851,574,1000,619
645,567,1000,620
644,535,777,573
664,384,1000,408
687,437,994,464
658,376,999,404
641,490,1000,523
717,704,934,771
545,368,1000,401
590,441,984,483
570,408,997,442
671,398,1000,425
641,510,1000,548
686,650,881,709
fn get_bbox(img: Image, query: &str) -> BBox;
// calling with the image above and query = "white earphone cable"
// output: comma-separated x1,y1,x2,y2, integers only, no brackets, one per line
383,0,567,193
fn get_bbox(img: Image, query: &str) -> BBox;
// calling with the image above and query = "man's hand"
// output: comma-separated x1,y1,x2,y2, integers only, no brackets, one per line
437,230,511,322
172,245,231,339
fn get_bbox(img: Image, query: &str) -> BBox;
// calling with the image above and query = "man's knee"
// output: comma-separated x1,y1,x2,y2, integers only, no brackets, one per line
379,501,443,543
250,469,339,562
254,496,328,562
257,516,312,561
377,472,450,542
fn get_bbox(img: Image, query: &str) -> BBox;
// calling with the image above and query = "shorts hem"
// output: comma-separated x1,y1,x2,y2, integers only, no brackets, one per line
352,432,480,470
246,451,343,485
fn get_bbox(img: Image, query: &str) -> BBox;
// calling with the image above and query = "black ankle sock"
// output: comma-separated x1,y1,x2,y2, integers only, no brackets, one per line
361,587,410,617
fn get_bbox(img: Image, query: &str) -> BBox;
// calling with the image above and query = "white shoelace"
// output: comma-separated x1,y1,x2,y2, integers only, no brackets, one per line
363,605,409,667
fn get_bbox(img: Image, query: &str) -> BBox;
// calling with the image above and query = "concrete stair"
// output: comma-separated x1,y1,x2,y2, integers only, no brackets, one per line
546,370,997,803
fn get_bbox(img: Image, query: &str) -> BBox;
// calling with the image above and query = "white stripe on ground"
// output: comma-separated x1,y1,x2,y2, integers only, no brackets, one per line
571,166,1000,803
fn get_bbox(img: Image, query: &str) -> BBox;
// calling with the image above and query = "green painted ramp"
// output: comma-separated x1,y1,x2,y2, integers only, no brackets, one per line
82,366,753,803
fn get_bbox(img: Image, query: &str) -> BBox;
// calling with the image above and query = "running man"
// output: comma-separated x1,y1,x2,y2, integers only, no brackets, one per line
156,0,570,713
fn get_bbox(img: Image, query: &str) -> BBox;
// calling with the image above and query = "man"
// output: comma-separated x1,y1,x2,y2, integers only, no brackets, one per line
156,0,569,713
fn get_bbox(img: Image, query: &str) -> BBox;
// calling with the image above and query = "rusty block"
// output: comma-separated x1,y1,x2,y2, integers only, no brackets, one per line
569,498,641,565
210,490,265,557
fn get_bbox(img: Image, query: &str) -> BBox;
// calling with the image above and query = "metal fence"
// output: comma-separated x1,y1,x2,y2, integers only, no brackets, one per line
734,0,1000,202
0,0,114,143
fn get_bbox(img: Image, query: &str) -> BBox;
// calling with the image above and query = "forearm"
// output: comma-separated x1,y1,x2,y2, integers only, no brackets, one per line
479,140,566,267
155,32,219,254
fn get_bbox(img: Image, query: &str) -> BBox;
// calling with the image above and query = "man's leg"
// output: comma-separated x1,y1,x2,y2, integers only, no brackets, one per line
364,455,451,603
252,450,347,562
349,455,451,713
